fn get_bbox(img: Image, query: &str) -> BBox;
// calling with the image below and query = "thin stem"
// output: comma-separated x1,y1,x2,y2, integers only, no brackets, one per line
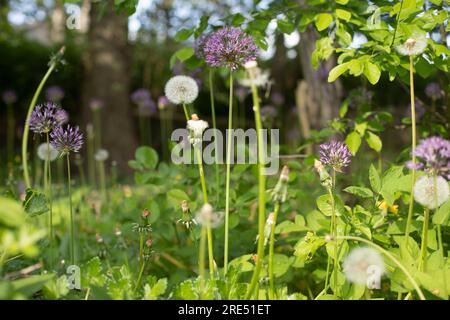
98,160,107,203
87,127,96,187
224,71,234,275
268,202,280,300
209,69,221,205
199,226,206,295
139,234,144,269
46,133,54,268
67,154,75,265
419,208,430,272
22,63,57,188
134,260,146,293
93,110,101,151
182,104,190,121
334,235,426,300
7,103,14,164
245,68,267,300
405,55,417,245
390,0,405,47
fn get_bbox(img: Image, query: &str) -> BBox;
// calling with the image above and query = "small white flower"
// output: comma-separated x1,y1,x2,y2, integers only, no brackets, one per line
195,203,224,229
95,149,109,162
164,75,199,105
414,175,450,209
239,67,270,88
343,247,385,286
37,143,58,161
187,114,209,146
396,34,428,56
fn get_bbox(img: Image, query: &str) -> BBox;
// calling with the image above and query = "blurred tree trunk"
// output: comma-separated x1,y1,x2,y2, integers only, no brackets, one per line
82,1,136,172
51,0,65,43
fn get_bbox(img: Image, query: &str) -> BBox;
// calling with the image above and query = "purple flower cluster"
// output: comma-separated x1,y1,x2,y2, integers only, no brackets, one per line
89,98,104,111
158,96,170,110
410,136,450,179
202,27,258,70
2,90,17,104
131,89,156,116
55,108,69,125
319,140,352,172
260,105,278,122
46,86,65,102
50,125,84,155
30,103,60,134
425,82,442,100
194,34,209,59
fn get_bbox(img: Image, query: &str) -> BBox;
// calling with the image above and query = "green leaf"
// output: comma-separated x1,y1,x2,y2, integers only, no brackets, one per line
135,146,159,169
335,0,349,4
364,61,381,85
294,232,326,263
314,13,333,32
0,197,25,227
272,254,291,277
366,132,383,152
174,29,193,42
345,131,362,155
316,194,345,217
230,13,246,26
277,19,295,34
23,188,49,217
11,274,55,297
369,164,381,193
328,62,350,82
344,186,374,198
336,9,351,21
433,200,450,225
143,277,167,300
170,47,195,68
167,189,190,208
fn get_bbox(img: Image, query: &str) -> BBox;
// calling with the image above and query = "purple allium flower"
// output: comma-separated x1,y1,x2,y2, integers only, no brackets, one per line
235,86,249,102
29,102,59,134
131,88,152,105
55,108,69,125
138,99,157,117
203,27,258,70
260,105,278,121
89,98,104,111
194,34,210,59
271,92,285,106
425,82,442,100
50,125,84,155
319,140,352,172
2,90,17,104
406,160,424,171
157,96,170,110
413,136,450,179
45,86,65,102
405,99,426,120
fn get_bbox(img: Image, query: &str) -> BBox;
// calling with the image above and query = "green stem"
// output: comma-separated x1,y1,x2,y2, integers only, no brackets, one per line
139,234,144,269
209,69,221,205
224,71,234,275
405,55,417,245
419,208,430,272
182,104,190,121
46,133,54,268
335,235,426,300
87,127,96,187
199,226,206,295
134,260,146,293
98,160,107,203
330,171,338,293
93,110,102,151
268,202,280,300
22,63,57,188
67,154,75,265
245,68,266,299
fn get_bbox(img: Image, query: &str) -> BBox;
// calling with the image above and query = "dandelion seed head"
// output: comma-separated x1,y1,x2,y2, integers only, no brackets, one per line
195,203,224,229
414,175,450,209
240,68,270,88
37,143,59,161
94,149,109,162
343,247,385,285
396,34,427,56
164,75,199,105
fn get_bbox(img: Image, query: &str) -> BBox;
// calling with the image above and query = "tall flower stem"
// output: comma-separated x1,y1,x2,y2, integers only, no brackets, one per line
224,71,234,275
434,175,448,292
182,104,190,121
98,160,107,204
46,133,54,268
268,202,280,300
66,154,75,265
245,68,266,300
134,260,147,293
139,234,144,270
87,126,96,187
93,110,102,151
334,235,425,300
419,208,430,272
330,170,338,292
209,69,220,204
6,103,14,165
22,60,59,188
405,55,417,245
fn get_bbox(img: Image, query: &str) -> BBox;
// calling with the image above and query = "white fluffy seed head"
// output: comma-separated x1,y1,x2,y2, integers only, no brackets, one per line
414,175,450,209
195,203,224,229
396,34,427,56
164,75,199,105
239,68,270,88
37,143,59,161
343,247,385,285
187,115,209,146
95,149,109,162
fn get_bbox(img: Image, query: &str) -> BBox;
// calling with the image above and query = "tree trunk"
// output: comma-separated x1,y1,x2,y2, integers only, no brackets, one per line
82,1,137,173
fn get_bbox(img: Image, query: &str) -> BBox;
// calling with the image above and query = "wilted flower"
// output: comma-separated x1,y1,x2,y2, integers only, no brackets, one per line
195,203,224,229
2,90,17,104
261,212,276,246
55,108,69,125
271,165,289,203
314,159,332,188
94,149,109,162
89,98,104,111
425,83,442,101
414,175,450,209
413,136,450,179
343,247,385,287
203,27,258,70
177,200,197,229
50,125,84,155
396,34,427,56
37,143,59,161
164,75,199,105
319,140,352,172
29,103,59,134
132,209,152,234
46,86,65,102
157,96,170,110
187,114,209,146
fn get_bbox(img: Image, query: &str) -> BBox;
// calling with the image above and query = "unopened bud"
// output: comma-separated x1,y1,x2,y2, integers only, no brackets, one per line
142,208,150,218
181,200,189,213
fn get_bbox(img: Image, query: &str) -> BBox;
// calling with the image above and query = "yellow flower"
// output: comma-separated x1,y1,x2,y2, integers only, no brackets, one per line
377,201,389,210
389,205,399,214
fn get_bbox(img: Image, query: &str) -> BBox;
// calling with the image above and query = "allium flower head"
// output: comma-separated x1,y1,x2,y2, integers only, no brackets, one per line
131,89,151,105
46,86,65,102
2,90,17,104
157,96,170,110
55,108,69,125
37,143,59,161
94,149,109,162
194,33,210,59
187,114,209,146
319,140,352,172
396,33,427,56
50,125,84,155
195,203,224,229
413,136,450,179
89,98,104,111
260,105,278,123
138,99,157,117
414,176,450,209
343,247,385,286
164,75,199,105
29,103,59,134
203,27,258,70
425,83,442,101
